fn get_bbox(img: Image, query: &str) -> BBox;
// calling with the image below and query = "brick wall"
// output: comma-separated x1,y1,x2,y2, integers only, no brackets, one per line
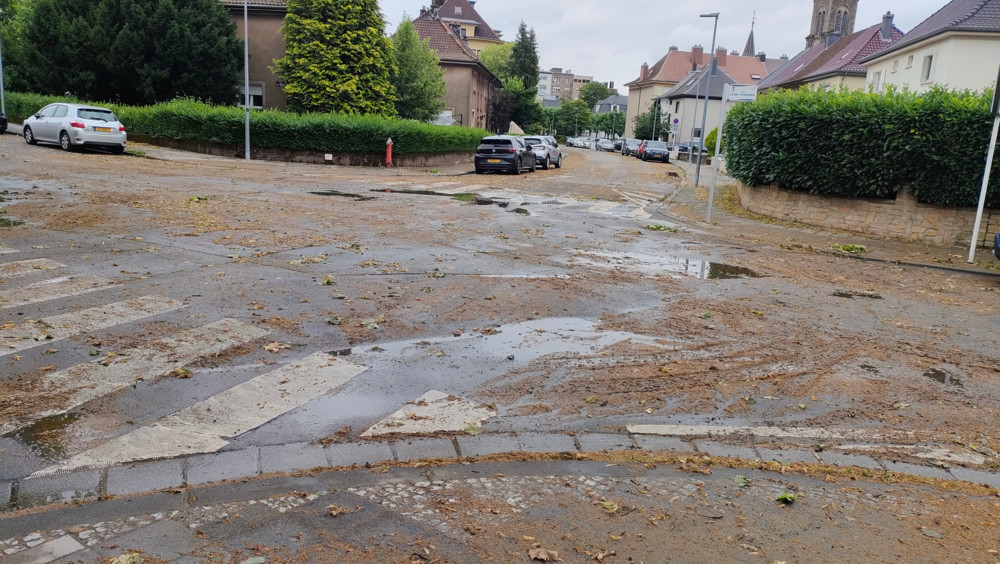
736,183,999,247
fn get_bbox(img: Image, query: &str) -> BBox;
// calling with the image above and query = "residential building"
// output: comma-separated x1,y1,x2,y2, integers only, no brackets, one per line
624,44,773,138
806,0,860,48
220,0,288,111
658,65,740,146
758,13,902,92
413,16,501,129
861,0,1000,93
538,68,592,101
571,74,594,99
594,94,628,114
417,0,504,55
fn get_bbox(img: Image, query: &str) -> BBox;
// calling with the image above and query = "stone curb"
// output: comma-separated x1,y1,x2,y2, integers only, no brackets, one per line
2,432,997,511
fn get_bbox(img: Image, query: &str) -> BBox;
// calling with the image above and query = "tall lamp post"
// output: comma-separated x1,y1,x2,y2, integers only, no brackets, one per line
694,12,719,187
243,0,251,160
0,9,7,120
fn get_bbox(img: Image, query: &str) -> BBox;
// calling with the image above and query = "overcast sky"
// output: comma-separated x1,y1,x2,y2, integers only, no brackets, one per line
378,0,948,91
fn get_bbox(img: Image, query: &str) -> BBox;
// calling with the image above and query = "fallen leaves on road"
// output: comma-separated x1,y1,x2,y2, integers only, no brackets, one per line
264,342,291,353
327,504,362,517
528,547,561,561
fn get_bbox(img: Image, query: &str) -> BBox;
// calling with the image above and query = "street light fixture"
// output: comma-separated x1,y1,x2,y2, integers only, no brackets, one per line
695,12,719,187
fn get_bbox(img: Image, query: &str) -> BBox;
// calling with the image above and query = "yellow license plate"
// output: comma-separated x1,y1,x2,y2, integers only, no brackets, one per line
95,127,112,132
487,159,500,163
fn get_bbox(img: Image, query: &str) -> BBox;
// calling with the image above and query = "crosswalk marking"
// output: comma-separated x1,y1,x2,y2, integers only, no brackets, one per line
361,390,497,437
0,275,119,308
0,319,271,435
0,246,19,254
0,295,184,356
0,258,65,278
34,353,368,474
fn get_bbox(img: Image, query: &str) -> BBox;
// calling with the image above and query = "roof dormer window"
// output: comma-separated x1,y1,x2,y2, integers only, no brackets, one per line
455,6,462,14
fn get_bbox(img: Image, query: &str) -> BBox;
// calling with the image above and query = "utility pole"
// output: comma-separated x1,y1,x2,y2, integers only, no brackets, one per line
695,12,719,187
243,0,251,160
0,9,6,119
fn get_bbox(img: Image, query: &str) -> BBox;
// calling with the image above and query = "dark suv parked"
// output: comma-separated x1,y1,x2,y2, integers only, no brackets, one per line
475,135,536,174
0,112,7,134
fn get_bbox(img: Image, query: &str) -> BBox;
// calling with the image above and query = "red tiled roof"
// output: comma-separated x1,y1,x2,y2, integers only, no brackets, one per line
416,0,502,42
412,17,479,63
625,49,769,88
220,0,287,6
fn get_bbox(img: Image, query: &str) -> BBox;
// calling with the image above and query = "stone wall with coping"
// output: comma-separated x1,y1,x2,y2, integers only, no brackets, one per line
736,183,999,246
130,134,473,168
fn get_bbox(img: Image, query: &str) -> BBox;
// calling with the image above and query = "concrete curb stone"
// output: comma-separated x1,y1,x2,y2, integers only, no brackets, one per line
186,448,260,486
576,433,637,452
757,447,822,465
18,469,101,507
107,460,184,496
517,432,576,453
633,434,693,453
457,434,521,457
260,443,329,474
815,451,885,470
881,460,953,481
324,441,394,467
946,466,1000,488
692,441,760,461
393,437,459,461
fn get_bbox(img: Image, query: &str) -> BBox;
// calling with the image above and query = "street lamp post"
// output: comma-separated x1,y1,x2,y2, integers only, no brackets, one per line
695,12,719,187
243,0,251,160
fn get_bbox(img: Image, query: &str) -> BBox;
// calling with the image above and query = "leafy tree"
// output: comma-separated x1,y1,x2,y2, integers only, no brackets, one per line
509,21,538,91
17,0,241,105
556,99,592,137
478,42,513,81
594,111,625,139
704,127,724,155
487,88,513,133
578,82,615,111
276,0,396,116
632,102,669,140
391,19,445,121
540,106,558,134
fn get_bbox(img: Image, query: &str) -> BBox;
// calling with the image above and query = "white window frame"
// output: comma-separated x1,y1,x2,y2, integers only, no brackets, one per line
239,83,264,110
921,54,934,83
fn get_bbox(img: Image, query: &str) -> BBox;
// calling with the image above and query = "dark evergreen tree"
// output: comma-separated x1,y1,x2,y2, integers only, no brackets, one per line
509,22,539,90
276,0,396,116
391,19,445,121
18,0,241,105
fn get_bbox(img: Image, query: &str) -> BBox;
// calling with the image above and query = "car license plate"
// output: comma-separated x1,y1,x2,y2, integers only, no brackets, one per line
487,159,500,163
94,127,112,132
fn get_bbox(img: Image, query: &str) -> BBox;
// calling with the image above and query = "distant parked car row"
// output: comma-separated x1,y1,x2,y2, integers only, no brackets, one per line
474,135,562,174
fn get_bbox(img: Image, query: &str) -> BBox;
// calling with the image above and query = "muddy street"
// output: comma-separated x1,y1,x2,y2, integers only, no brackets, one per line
2,133,1000,558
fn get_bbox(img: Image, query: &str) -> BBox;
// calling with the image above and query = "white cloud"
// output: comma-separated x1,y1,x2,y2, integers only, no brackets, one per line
380,0,948,91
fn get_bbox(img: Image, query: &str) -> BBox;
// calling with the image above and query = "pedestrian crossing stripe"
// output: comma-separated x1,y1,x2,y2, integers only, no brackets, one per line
0,295,184,356
0,258,65,278
0,275,119,308
361,390,497,437
0,246,19,254
33,352,368,475
0,318,271,435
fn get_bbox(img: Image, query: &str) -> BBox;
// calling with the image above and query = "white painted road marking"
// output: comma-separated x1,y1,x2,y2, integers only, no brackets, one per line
1,535,85,564
361,390,497,437
0,319,271,434
0,246,19,254
0,275,119,308
35,353,368,474
0,258,65,278
0,295,185,356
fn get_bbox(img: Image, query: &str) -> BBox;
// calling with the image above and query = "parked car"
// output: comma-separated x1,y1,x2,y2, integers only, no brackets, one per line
675,142,708,156
622,139,641,156
613,139,623,151
0,112,7,134
597,139,615,152
635,140,647,159
474,135,536,174
543,135,558,148
22,103,127,153
994,233,1000,260
641,140,670,162
523,136,562,170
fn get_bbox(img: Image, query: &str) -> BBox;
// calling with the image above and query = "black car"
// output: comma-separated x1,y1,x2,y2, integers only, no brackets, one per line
613,139,623,151
676,142,708,156
994,233,1000,260
474,135,536,174
621,139,641,156
641,140,670,162
0,112,7,134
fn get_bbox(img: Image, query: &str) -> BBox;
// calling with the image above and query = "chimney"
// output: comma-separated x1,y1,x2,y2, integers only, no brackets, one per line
825,32,842,47
881,11,894,40
431,0,444,9
691,45,704,65
668,45,678,51
715,47,727,67
757,52,767,62
640,63,649,81
468,0,476,4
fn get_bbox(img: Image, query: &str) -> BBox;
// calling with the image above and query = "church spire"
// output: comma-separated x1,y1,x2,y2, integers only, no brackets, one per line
742,12,756,57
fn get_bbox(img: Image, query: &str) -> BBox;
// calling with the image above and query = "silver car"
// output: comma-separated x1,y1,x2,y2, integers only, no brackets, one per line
524,136,562,170
22,103,127,154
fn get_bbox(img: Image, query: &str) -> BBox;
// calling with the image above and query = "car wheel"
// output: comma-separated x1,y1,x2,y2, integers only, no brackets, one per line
527,158,535,172
475,168,484,174
542,157,550,170
112,146,125,155
513,158,522,175
23,126,37,145
60,131,74,152
554,156,561,169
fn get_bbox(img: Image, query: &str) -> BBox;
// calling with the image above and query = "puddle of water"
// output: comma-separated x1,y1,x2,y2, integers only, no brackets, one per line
924,368,962,387
309,190,376,201
574,251,761,280
833,291,883,300
860,363,881,375
371,188,470,198
0,217,25,227
6,413,79,459
511,208,530,215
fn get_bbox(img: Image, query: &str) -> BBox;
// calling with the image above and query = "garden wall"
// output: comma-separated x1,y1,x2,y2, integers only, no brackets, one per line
736,183,999,247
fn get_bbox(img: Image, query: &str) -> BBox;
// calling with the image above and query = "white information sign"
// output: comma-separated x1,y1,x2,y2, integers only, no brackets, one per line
728,85,758,102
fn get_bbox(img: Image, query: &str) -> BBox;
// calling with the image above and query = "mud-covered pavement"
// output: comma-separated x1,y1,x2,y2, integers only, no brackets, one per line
2,132,1000,561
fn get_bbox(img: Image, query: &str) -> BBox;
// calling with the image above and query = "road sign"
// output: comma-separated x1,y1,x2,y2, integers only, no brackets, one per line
728,85,758,102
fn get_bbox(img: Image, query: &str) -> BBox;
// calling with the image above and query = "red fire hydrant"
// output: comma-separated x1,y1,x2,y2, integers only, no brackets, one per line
385,137,393,168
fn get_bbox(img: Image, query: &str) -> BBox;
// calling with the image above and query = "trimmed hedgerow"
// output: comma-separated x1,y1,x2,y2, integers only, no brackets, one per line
6,94,488,154
724,86,1000,208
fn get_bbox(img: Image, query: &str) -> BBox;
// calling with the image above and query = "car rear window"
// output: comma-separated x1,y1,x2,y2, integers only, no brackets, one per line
523,137,542,145
77,108,118,122
479,139,512,147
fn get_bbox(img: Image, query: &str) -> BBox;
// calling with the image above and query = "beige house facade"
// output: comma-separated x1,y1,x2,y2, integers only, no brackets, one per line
221,0,288,111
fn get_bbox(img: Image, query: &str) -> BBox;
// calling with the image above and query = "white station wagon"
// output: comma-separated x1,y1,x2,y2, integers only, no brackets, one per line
22,103,127,154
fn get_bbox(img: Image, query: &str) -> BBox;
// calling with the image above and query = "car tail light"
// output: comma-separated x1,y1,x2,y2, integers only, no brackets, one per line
119,125,126,132
69,120,85,129
506,148,516,152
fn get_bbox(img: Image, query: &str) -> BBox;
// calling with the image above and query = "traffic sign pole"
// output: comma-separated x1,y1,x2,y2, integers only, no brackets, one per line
707,85,730,223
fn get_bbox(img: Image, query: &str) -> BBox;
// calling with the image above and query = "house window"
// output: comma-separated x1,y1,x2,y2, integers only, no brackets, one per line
454,6,462,14
905,55,913,68
872,71,883,92
834,9,848,34
892,60,898,73
675,102,680,113
239,84,264,109
815,10,826,34
921,55,934,82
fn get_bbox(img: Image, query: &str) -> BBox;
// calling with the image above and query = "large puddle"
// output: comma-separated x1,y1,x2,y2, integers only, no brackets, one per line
573,251,761,279
5,413,79,460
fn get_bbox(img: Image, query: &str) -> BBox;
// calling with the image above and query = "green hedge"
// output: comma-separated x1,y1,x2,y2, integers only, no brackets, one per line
725,86,1000,208
5,93,488,154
